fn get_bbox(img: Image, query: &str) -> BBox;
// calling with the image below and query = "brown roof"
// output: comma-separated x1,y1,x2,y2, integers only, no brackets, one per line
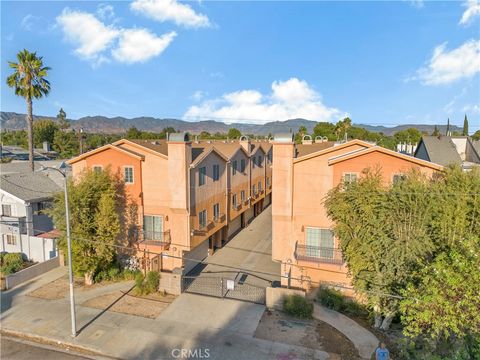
295,142,335,157
125,139,169,156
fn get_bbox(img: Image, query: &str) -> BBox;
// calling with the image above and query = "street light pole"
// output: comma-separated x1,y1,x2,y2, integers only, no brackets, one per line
40,163,76,337
63,173,77,337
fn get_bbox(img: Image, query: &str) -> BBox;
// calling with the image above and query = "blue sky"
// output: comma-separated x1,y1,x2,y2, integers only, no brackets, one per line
1,0,479,131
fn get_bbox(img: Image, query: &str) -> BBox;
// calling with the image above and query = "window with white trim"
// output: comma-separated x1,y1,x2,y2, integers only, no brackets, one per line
305,227,334,259
2,204,12,217
252,184,256,195
240,159,246,173
143,215,163,240
241,190,245,202
232,161,237,176
258,181,262,191
124,167,134,184
5,234,17,245
343,173,358,185
199,210,207,228
232,194,237,208
213,203,220,219
266,177,270,188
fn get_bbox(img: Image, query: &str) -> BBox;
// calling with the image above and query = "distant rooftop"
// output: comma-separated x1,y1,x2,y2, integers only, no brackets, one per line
0,171,61,203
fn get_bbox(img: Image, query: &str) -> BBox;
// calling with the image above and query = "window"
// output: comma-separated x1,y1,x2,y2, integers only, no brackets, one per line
258,181,262,191
241,190,246,202
232,194,237,208
2,204,12,217
232,160,237,176
213,164,220,181
213,203,220,219
393,174,406,184
258,156,263,166
199,167,206,186
6,234,17,245
252,157,256,168
306,227,334,259
124,167,134,184
93,165,103,173
266,177,270,188
143,215,163,240
240,159,246,173
343,173,357,185
199,210,207,228
267,152,272,163
252,184,256,195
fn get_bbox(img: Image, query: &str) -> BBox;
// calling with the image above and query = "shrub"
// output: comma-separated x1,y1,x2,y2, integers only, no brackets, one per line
342,299,368,317
283,294,314,318
107,266,120,280
135,272,145,294
317,287,345,311
94,269,108,283
123,268,140,280
144,271,160,294
0,253,24,275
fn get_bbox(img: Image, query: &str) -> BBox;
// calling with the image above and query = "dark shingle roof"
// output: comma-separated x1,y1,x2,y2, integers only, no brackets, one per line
0,172,61,202
417,136,462,166
295,142,335,158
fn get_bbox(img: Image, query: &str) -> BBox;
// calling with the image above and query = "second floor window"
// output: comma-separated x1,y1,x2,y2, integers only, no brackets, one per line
5,234,17,245
343,173,357,185
93,165,103,173
266,177,270,188
306,227,334,259
240,159,246,173
199,167,206,186
232,194,237,207
213,164,220,181
199,210,207,228
241,190,245,202
213,203,220,219
258,181,262,191
232,160,237,175
143,215,163,240
258,156,263,166
124,167,134,184
2,204,12,217
253,184,256,195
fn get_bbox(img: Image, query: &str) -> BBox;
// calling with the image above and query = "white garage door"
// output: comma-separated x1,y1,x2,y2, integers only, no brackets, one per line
183,239,209,275
227,215,242,238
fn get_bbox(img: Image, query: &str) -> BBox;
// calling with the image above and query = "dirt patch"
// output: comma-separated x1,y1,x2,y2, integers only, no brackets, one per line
81,290,176,319
27,275,121,300
255,310,360,360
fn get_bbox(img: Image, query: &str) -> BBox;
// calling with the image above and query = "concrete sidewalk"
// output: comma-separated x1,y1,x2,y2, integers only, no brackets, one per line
1,268,329,360
313,303,378,359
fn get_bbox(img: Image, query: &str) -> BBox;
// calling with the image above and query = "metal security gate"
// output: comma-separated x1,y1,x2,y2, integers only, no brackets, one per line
182,275,266,305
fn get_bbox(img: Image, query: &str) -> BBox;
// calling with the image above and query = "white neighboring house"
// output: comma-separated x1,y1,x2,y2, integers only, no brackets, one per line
0,170,61,262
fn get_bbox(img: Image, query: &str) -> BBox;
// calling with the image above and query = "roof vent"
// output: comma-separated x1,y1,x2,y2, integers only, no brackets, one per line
239,135,249,142
315,136,329,143
302,135,313,145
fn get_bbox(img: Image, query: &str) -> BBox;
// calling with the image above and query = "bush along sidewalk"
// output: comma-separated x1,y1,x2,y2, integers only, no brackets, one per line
134,271,160,295
317,287,368,317
283,294,314,319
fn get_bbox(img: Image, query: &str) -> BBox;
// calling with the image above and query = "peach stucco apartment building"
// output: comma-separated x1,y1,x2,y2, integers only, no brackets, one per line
68,133,272,275
271,134,443,291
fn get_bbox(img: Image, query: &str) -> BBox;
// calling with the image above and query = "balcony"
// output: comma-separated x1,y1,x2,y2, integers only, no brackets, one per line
294,243,344,265
214,214,226,223
138,229,171,248
233,203,242,211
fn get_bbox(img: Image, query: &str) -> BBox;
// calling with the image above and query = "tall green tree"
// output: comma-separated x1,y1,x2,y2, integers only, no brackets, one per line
463,114,469,136
446,118,450,136
6,49,51,171
313,122,336,141
48,169,130,284
52,130,79,158
228,128,242,139
432,125,440,136
33,119,59,147
393,128,422,144
472,130,480,141
57,108,69,130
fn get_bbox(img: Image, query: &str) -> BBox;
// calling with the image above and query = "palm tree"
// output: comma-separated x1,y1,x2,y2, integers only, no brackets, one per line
7,49,51,171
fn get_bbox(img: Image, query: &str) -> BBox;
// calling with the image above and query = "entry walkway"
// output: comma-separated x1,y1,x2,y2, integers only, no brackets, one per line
191,206,280,287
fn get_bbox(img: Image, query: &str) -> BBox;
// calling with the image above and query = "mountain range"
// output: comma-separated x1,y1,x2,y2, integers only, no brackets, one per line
0,111,462,137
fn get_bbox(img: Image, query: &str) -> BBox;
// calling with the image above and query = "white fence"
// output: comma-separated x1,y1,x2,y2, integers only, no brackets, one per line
4,256,60,290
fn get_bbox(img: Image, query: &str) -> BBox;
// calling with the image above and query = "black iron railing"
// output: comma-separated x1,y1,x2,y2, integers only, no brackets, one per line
139,229,171,247
294,243,343,264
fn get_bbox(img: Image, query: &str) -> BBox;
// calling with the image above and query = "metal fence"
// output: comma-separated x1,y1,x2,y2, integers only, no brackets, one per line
182,275,266,305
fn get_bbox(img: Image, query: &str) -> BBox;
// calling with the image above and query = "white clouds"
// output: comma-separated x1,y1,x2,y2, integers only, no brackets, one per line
459,0,480,25
21,14,38,31
57,9,119,61
184,78,346,124
97,3,115,20
131,0,211,28
463,104,480,114
412,40,480,85
409,0,424,9
113,29,176,64
56,8,175,66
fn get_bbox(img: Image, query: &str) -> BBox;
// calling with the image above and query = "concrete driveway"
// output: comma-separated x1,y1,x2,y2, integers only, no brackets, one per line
190,206,280,287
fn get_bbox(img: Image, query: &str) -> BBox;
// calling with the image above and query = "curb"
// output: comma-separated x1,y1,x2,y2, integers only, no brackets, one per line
1,328,118,360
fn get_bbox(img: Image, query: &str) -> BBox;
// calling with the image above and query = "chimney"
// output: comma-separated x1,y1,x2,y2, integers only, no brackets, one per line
239,135,250,154
271,133,295,263
167,132,192,210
